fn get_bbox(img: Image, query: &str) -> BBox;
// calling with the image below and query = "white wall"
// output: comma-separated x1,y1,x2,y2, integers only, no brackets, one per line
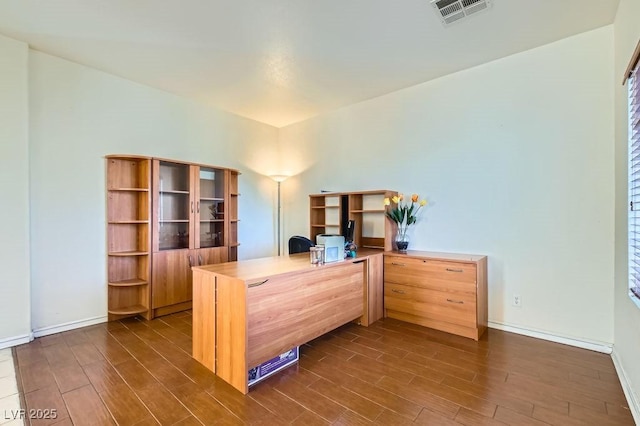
28,51,278,332
613,0,640,419
1,16,627,367
280,27,615,344
0,34,31,348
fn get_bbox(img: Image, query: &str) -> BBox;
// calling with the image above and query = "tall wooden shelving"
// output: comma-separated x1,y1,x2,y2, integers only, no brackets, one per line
228,170,240,261
106,155,240,320
309,190,397,251
106,156,152,320
151,159,239,317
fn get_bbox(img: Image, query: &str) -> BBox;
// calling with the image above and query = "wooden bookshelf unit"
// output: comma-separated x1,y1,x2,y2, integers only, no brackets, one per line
106,155,152,320
309,190,397,250
106,155,240,320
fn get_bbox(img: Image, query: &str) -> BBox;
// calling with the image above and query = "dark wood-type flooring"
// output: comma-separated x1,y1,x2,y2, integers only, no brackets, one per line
13,312,635,425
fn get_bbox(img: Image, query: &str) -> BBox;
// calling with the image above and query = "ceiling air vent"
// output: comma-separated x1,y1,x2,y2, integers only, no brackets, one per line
431,0,492,25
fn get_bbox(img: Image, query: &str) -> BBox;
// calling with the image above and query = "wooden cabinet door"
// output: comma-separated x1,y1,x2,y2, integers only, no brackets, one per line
153,160,195,251
152,249,193,309
194,247,228,267
193,166,226,249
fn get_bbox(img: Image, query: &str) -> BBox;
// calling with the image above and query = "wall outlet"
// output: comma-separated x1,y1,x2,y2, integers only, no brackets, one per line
512,294,522,307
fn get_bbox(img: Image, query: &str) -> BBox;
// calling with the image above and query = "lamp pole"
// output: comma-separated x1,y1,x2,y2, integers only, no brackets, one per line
277,180,282,256
270,175,289,256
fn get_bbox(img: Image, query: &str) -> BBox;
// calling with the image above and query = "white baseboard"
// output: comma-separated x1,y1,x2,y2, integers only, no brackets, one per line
0,334,32,350
488,321,613,354
0,315,108,348
611,348,640,425
32,315,108,338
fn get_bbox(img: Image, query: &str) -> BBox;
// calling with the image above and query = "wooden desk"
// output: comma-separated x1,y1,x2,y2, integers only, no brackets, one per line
191,250,383,394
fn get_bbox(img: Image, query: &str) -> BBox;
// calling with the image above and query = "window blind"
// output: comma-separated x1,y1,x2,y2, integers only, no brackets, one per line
630,61,640,300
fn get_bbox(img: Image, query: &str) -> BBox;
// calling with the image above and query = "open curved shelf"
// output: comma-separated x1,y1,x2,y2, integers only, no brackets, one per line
108,187,149,192
108,251,149,257
106,156,152,321
108,220,149,224
108,278,148,287
108,305,148,316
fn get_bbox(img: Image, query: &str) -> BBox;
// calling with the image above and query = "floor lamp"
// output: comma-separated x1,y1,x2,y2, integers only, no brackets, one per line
270,175,289,256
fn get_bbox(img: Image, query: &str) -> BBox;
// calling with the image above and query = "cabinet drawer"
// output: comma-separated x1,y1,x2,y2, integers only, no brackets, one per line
384,283,476,328
385,256,477,289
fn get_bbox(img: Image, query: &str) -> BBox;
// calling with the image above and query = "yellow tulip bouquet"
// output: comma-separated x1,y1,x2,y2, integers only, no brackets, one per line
384,193,427,251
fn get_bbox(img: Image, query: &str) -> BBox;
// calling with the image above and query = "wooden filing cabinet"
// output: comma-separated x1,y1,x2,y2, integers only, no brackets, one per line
384,251,488,340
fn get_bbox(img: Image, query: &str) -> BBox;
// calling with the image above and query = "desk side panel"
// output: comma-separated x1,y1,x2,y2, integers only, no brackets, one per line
192,269,215,371
367,253,384,325
216,275,248,393
476,256,488,339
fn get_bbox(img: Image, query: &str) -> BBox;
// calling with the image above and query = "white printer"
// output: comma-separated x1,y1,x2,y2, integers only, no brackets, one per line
315,234,345,263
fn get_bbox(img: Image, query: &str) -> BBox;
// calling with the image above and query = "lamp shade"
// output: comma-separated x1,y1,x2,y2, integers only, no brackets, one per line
269,174,289,182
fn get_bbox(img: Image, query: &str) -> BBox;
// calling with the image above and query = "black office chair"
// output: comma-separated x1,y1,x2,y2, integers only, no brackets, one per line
288,235,314,254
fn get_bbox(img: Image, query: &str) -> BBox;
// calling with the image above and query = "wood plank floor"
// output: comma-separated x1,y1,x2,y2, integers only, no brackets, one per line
13,312,635,425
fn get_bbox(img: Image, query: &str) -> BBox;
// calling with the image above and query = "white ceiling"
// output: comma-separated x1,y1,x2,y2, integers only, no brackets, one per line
0,0,620,127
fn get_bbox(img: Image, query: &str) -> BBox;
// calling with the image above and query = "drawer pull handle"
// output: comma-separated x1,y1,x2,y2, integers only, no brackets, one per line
198,254,203,265
391,262,406,267
352,259,366,264
392,289,406,294
447,298,464,304
446,268,463,273
188,255,193,268
248,279,269,288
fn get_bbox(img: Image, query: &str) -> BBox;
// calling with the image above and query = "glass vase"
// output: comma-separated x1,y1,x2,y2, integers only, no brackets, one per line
395,229,409,252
